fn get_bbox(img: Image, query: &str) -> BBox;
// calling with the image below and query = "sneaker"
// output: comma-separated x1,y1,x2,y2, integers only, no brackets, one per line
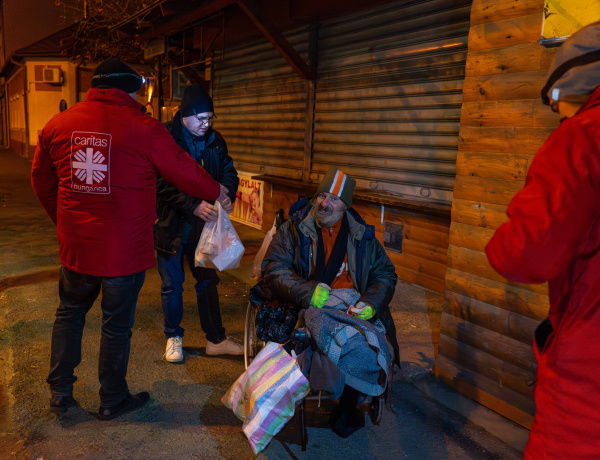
206,337,243,356
165,336,183,362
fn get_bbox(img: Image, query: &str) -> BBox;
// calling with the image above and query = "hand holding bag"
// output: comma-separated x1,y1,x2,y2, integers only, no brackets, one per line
195,201,245,271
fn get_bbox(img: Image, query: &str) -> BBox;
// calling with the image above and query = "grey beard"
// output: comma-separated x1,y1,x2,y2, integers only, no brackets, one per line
312,206,344,228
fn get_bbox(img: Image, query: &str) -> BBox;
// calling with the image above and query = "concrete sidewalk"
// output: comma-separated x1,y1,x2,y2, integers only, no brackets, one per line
0,148,529,459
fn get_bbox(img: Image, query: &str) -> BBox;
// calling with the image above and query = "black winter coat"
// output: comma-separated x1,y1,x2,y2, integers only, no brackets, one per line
254,198,400,366
154,111,239,256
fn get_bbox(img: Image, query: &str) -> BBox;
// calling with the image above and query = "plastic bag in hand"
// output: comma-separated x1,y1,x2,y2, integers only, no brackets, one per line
195,201,245,271
248,218,277,279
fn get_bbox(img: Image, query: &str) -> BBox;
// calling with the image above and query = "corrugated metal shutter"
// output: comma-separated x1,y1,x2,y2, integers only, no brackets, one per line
212,29,310,180
312,0,471,205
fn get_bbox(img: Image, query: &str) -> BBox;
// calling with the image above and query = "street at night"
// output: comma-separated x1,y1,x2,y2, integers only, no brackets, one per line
4,0,599,456
0,149,527,459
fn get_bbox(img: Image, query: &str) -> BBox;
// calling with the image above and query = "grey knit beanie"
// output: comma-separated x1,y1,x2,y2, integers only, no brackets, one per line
542,21,600,105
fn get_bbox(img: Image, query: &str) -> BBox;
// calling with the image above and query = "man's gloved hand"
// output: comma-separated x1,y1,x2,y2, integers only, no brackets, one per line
310,283,331,308
348,301,375,320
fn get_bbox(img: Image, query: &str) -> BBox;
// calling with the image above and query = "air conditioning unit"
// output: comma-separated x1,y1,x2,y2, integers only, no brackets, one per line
42,67,63,84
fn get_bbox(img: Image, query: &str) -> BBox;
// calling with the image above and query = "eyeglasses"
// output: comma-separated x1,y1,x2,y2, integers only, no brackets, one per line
550,100,559,113
196,115,216,125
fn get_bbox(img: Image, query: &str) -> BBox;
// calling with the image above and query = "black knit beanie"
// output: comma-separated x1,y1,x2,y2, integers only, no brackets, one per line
180,85,214,117
92,58,143,93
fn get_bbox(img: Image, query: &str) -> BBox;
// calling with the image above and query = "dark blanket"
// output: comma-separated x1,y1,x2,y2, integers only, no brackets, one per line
301,307,390,396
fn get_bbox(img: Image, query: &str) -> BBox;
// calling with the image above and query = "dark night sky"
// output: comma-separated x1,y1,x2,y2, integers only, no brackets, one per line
2,1,72,62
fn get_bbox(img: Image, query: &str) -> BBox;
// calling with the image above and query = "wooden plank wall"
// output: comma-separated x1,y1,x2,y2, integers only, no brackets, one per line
435,0,561,427
359,204,450,294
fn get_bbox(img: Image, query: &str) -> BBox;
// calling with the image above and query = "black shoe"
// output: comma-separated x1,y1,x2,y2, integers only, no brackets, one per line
330,406,365,438
50,395,78,415
330,389,365,438
98,392,150,421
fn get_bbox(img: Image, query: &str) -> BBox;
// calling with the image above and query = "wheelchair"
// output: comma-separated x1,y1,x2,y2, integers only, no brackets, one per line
242,208,389,450
243,298,263,370
243,208,286,370
243,296,389,451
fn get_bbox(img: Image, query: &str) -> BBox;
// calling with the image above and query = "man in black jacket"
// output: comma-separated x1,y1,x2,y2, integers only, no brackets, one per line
259,167,398,437
154,85,241,363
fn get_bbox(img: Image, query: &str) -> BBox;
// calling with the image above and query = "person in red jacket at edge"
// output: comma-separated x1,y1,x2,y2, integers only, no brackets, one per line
485,22,600,459
31,58,228,421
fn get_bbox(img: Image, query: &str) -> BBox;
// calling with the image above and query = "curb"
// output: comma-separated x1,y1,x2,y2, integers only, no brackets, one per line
411,373,529,454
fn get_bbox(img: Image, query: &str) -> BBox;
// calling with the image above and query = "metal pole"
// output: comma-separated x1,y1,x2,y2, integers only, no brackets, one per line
157,55,163,122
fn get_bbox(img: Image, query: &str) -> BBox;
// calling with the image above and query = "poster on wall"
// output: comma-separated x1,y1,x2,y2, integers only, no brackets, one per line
230,172,264,230
540,0,600,44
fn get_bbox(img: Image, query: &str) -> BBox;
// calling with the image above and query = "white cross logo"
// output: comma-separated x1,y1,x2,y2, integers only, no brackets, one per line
72,148,107,184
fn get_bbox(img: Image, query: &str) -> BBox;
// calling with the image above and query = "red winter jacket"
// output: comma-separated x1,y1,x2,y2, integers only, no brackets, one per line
486,87,600,459
31,88,220,277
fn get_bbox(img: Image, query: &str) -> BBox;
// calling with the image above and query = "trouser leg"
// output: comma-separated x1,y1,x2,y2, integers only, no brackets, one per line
47,267,100,397
330,386,366,438
98,271,145,407
157,250,186,338
196,279,226,344
183,243,225,344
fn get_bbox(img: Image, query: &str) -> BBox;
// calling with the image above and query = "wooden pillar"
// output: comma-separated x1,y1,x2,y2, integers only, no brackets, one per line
302,24,319,183
436,0,560,428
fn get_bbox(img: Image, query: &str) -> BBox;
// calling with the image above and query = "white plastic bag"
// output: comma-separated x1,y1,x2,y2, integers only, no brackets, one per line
195,201,245,271
248,218,277,279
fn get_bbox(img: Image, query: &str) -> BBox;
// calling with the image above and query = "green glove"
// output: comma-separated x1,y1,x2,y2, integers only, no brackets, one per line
354,303,375,320
310,284,330,308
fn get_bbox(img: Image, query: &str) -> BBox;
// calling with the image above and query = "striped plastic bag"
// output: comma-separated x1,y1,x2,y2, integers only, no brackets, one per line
221,341,310,454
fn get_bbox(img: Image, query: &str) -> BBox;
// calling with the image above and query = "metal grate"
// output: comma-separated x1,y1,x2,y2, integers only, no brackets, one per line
383,222,404,253
212,28,310,180
311,0,472,205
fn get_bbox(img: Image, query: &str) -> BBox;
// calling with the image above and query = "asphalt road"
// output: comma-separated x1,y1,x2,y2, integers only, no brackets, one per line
0,149,523,460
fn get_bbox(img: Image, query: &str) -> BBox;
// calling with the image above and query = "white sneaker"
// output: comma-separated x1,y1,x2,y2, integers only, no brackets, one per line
205,337,243,356
165,336,183,363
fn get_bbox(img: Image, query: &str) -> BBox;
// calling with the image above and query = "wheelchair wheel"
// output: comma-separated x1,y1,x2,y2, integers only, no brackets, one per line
371,394,384,425
244,302,263,369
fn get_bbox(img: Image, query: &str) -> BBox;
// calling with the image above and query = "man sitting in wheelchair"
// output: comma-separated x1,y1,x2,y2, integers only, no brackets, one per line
251,166,399,438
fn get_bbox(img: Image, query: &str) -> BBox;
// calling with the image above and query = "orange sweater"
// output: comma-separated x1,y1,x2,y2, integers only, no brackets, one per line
320,219,354,289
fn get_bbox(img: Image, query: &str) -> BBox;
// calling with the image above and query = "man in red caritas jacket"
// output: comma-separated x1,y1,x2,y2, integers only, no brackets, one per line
486,22,600,459
31,58,228,421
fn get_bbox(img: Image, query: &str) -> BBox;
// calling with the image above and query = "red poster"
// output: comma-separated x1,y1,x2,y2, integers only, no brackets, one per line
230,172,264,229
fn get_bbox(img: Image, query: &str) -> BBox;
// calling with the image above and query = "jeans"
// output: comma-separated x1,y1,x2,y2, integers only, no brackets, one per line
157,242,226,344
47,266,145,407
